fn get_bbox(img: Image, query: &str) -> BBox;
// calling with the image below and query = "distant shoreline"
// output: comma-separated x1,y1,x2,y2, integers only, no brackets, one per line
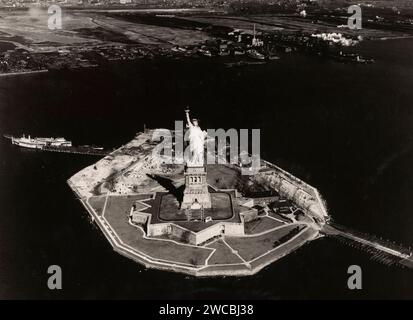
378,35,413,41
0,69,48,78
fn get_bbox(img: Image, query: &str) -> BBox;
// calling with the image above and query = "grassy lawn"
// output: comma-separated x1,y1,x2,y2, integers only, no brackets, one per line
268,211,293,223
226,225,301,261
244,216,285,235
249,227,317,269
103,195,212,266
88,196,106,216
104,194,152,216
206,240,244,265
207,164,242,190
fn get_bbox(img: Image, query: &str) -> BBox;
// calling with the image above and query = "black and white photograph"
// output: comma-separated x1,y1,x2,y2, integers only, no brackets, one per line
0,0,412,305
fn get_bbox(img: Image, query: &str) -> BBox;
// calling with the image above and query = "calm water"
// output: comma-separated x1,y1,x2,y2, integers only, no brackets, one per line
0,38,412,299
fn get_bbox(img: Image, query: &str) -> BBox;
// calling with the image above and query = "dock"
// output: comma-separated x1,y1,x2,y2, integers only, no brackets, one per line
41,145,109,156
322,223,412,268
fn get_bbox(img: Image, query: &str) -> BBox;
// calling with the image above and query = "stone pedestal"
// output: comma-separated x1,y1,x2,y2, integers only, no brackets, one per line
181,165,211,210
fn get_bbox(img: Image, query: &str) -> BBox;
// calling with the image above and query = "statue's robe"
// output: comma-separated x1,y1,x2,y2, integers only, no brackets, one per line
187,125,205,166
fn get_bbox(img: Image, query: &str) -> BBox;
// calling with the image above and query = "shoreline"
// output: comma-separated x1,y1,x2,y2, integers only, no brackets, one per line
0,69,48,78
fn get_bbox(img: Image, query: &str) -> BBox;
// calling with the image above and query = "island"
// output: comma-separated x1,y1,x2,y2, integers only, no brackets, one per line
67,111,331,277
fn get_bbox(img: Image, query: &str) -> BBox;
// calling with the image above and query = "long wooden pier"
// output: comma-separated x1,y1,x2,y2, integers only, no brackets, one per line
42,145,109,156
322,223,412,268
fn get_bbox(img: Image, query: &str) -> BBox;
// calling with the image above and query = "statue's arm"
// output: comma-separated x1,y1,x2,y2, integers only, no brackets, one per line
185,111,193,127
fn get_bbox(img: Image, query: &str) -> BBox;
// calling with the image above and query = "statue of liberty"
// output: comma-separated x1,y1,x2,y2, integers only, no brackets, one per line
185,108,206,166
181,108,211,210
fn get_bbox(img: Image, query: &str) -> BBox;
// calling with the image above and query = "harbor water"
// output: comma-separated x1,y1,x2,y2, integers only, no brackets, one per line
0,38,412,299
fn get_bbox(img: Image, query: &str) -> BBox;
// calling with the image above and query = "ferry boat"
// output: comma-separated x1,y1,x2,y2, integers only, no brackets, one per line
198,49,212,57
10,134,72,149
246,49,265,60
